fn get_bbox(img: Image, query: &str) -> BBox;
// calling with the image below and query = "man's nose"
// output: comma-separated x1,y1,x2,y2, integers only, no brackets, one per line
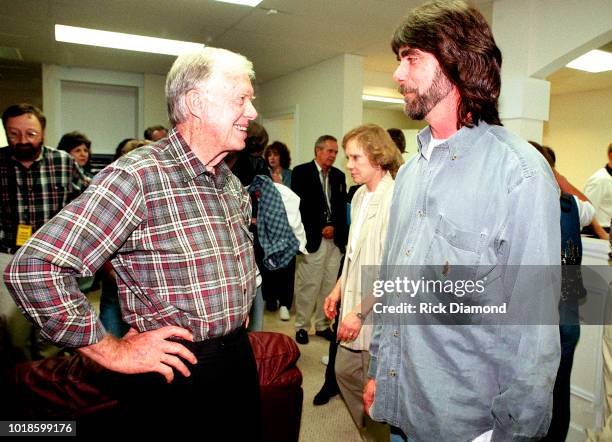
245,99,257,120
393,62,407,84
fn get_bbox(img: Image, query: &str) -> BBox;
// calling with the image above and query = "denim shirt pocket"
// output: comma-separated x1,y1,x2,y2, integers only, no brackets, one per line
424,214,488,284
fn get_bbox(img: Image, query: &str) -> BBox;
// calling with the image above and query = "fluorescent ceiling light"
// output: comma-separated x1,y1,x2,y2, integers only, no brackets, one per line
566,49,612,73
55,25,204,56
362,94,405,104
214,0,263,6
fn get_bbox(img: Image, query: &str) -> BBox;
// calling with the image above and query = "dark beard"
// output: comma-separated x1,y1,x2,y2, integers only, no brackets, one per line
401,67,453,120
10,142,43,162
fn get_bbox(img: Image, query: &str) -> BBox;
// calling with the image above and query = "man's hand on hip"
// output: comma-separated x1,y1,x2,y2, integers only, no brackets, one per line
322,226,334,239
78,325,197,383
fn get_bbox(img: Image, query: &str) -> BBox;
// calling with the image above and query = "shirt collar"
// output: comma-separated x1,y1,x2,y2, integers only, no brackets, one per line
314,159,330,177
167,127,231,185
416,121,491,160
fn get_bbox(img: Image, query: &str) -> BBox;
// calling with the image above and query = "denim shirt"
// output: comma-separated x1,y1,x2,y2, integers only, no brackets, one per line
368,122,561,441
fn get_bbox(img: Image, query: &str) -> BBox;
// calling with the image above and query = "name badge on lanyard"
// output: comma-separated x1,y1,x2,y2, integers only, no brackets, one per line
16,224,33,246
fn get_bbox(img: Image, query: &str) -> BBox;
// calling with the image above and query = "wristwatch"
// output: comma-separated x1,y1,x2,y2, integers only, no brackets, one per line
355,312,365,322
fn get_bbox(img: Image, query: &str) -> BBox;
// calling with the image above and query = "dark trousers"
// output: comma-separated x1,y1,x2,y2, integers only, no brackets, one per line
262,257,296,308
543,324,580,441
108,327,262,439
320,255,346,391
322,309,340,390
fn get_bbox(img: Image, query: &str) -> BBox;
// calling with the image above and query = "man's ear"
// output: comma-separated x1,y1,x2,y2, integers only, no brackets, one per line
185,89,205,119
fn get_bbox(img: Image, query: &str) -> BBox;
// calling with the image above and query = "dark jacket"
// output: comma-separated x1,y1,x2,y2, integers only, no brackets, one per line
291,160,347,253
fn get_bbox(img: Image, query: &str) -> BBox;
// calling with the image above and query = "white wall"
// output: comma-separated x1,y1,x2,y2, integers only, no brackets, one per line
60,81,139,155
263,114,296,156
492,0,612,141
41,65,168,152
362,107,406,128
143,73,169,132
544,87,612,190
258,54,363,170
42,65,145,151
493,0,612,79
363,70,399,99
530,0,612,78
362,106,427,131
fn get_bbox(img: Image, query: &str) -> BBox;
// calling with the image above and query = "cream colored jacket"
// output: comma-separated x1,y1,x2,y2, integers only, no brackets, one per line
339,172,394,351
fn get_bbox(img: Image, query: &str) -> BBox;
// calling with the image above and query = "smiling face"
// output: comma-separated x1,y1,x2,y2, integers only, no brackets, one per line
199,73,257,154
69,143,90,167
345,139,380,187
393,46,453,121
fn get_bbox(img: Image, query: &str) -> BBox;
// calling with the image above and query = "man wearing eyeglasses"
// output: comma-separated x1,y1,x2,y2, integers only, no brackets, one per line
0,103,87,360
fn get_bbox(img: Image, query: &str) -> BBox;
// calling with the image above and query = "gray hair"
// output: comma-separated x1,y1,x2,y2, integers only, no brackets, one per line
314,135,337,153
165,47,255,126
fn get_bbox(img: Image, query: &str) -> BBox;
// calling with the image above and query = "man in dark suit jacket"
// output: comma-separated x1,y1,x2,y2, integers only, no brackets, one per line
291,135,347,344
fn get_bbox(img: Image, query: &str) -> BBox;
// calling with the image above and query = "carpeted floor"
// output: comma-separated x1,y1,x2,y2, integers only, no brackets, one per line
262,308,362,442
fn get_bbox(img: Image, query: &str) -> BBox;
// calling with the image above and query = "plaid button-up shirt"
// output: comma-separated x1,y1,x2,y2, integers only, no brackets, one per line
5,129,256,347
0,146,86,250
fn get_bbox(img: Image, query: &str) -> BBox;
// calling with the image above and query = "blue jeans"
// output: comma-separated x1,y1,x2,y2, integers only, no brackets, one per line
99,277,130,338
247,285,264,332
542,323,580,441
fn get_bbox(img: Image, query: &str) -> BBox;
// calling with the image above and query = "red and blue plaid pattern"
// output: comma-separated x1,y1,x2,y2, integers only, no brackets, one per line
5,129,256,347
0,146,86,249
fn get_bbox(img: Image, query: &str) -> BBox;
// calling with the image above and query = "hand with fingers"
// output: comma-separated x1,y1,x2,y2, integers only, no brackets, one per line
363,378,376,416
321,226,334,240
78,325,198,383
337,312,362,342
323,285,341,320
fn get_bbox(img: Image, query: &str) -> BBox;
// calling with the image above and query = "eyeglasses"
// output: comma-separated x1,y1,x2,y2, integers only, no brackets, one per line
6,129,41,142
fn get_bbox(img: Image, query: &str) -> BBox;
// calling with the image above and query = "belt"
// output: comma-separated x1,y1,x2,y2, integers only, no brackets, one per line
167,326,247,356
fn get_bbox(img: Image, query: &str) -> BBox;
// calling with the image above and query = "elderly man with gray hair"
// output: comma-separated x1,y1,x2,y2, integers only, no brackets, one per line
4,47,261,437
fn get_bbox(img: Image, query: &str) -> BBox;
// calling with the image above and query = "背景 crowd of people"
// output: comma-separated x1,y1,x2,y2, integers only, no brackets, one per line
1,1,612,441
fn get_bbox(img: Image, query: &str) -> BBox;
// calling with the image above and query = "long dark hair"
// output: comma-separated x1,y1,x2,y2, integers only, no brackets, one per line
392,0,502,128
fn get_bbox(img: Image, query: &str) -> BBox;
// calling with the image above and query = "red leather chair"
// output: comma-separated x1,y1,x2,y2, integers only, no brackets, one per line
3,331,302,441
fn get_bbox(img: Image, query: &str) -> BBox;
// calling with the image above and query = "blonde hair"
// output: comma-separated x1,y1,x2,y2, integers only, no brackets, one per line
342,124,404,178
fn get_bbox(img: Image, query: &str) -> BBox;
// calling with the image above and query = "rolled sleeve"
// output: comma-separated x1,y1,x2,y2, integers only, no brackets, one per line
4,167,145,348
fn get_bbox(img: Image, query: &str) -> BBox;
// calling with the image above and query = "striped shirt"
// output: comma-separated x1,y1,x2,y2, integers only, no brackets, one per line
0,146,86,250
5,128,256,347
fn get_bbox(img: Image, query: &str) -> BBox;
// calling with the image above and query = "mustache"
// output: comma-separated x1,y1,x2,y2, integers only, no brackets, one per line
10,142,41,161
14,143,35,150
399,85,418,95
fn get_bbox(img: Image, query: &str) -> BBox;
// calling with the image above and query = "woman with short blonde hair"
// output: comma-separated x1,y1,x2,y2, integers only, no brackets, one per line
324,123,402,441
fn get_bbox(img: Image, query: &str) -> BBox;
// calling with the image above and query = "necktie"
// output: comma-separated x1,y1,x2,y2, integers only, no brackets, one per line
321,170,332,222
